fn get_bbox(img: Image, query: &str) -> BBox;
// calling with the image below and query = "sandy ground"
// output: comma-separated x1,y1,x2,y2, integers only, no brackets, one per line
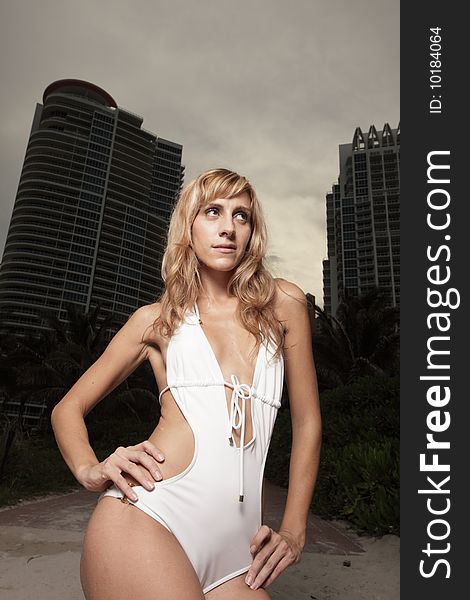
0,484,399,599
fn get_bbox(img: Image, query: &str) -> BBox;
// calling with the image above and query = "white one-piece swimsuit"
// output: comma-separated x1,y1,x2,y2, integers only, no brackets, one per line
98,303,285,594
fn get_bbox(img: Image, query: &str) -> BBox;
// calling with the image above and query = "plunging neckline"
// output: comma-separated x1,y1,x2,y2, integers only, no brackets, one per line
194,301,263,390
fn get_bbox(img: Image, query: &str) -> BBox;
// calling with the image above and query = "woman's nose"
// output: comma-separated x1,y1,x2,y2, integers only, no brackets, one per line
219,219,235,236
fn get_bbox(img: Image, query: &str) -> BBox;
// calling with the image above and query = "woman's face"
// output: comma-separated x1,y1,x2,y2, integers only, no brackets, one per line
191,192,253,272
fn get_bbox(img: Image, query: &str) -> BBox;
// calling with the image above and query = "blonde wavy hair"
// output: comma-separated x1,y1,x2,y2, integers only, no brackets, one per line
153,168,286,363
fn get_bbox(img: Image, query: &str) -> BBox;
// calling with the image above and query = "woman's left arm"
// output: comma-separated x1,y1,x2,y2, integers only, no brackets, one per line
245,279,322,590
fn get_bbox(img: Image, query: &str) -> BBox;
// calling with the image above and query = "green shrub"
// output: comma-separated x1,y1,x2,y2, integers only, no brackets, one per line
314,438,399,535
266,375,399,536
265,407,292,487
0,418,154,507
320,375,399,445
0,429,78,507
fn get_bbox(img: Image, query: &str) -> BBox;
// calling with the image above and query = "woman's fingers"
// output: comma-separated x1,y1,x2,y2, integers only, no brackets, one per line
259,553,293,589
246,526,301,590
249,524,272,556
118,458,157,490
82,441,166,496
105,457,155,498
116,447,163,481
246,525,273,587
112,441,166,491
114,471,141,502
249,537,290,590
136,440,165,462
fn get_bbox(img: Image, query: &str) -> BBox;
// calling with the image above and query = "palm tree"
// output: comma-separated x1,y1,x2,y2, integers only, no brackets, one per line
312,287,399,391
0,304,162,479
0,303,160,434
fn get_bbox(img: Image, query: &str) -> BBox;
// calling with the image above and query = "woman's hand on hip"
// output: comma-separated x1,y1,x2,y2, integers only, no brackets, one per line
245,525,303,590
77,440,165,501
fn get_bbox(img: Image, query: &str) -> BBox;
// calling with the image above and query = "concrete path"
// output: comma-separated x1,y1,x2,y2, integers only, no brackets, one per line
0,480,399,599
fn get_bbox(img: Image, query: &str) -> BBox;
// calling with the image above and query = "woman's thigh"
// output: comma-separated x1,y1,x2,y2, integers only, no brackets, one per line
81,496,205,600
205,573,270,600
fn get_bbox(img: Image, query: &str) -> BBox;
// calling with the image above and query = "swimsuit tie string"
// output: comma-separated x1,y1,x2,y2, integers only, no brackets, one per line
229,374,253,502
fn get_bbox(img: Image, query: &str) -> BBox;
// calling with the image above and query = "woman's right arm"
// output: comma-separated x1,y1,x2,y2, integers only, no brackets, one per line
50,304,165,499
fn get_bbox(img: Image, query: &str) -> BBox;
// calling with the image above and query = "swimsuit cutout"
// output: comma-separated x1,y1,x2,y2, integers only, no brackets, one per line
98,303,284,594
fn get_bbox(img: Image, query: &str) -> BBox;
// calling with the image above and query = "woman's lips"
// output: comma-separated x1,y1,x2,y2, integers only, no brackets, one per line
213,247,236,253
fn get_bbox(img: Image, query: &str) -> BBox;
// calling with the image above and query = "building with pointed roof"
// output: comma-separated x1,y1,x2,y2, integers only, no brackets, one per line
323,123,400,316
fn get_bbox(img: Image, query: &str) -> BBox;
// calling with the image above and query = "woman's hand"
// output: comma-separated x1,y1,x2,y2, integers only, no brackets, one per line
77,440,165,502
245,525,304,590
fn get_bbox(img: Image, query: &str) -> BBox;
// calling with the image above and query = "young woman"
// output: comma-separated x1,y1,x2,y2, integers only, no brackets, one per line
51,168,321,600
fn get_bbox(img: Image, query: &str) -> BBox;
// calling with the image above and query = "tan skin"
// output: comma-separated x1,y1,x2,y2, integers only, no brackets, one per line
51,193,321,599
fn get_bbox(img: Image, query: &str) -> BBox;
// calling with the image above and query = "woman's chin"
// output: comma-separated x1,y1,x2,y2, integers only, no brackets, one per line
199,258,238,273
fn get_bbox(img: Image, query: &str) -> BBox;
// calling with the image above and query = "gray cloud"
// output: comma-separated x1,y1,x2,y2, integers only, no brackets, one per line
0,0,399,307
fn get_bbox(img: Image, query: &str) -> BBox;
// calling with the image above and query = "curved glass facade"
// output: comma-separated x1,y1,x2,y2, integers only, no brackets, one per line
0,79,184,337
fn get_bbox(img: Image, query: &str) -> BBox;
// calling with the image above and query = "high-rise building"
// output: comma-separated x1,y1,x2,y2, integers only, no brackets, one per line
323,123,400,316
0,79,184,337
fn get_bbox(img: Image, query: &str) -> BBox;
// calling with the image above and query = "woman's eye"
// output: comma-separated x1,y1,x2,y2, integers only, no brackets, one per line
205,207,249,222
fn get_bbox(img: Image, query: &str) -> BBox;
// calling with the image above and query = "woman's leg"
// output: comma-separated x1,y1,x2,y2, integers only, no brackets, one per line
204,573,270,599
81,496,205,600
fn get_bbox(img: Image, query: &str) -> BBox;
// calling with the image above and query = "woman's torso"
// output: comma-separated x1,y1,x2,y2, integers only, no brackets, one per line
127,300,268,484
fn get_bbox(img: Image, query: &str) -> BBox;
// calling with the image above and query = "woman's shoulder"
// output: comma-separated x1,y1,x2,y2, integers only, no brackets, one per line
126,302,163,346
272,278,308,322
273,277,306,300
274,277,307,311
128,301,162,323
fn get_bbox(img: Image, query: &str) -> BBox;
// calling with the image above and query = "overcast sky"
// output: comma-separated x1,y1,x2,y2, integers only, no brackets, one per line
0,0,399,307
